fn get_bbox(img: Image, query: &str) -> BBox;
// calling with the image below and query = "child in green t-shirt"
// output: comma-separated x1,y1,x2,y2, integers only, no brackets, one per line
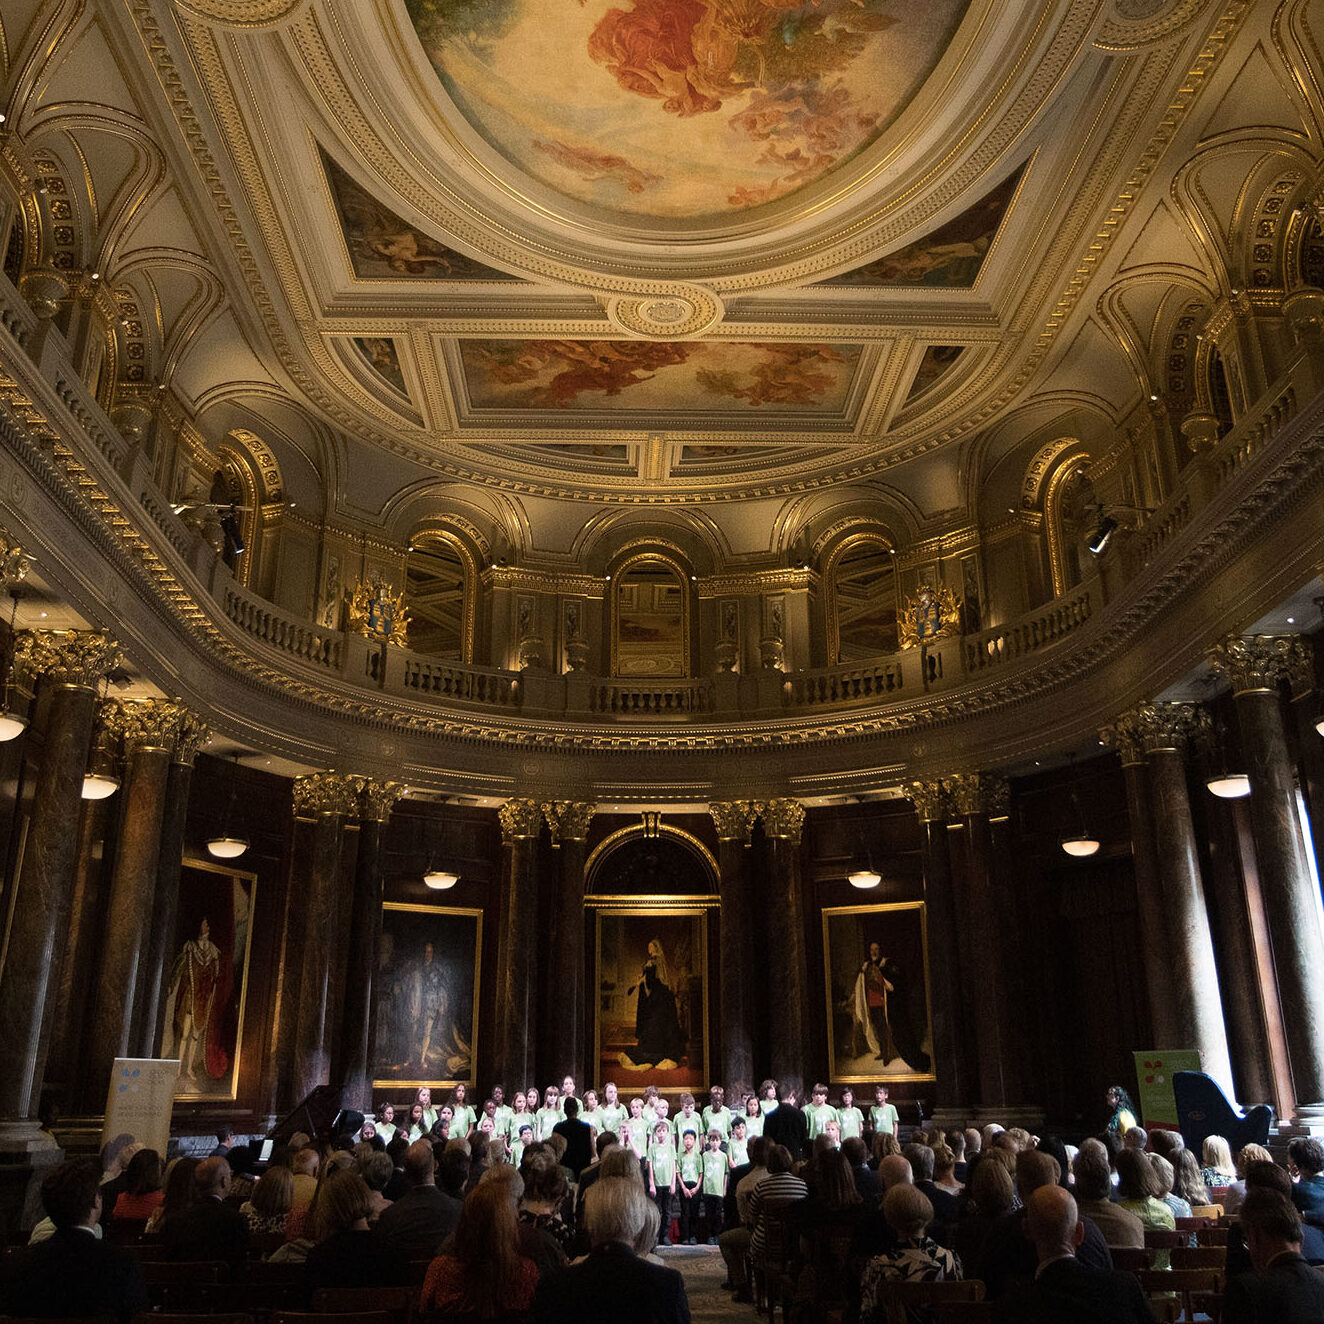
727,1116,749,1168
535,1085,562,1141
676,1131,703,1245
647,1121,676,1245
448,1084,476,1140
869,1083,899,1140
600,1081,628,1136
674,1093,702,1148
838,1087,865,1141
510,1121,533,1168
701,1131,728,1244
579,1088,604,1139
702,1085,732,1139
624,1098,650,1158
804,1083,839,1140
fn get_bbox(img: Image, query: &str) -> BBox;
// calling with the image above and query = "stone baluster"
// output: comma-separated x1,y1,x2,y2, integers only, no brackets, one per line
494,799,542,1087
541,800,596,1087
710,801,757,1095
755,798,809,1096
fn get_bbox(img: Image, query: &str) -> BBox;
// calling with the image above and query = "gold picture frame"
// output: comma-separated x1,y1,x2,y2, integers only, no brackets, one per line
372,902,483,1090
822,902,936,1084
158,857,258,1102
594,905,710,1090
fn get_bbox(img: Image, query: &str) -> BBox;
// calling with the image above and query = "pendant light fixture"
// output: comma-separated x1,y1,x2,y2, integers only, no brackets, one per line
846,812,882,888
1205,716,1251,799
81,722,120,800
0,589,29,741
1060,754,1100,857
423,804,460,889
207,752,250,859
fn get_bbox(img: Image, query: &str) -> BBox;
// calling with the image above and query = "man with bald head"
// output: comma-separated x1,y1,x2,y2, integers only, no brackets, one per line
994,1186,1157,1323
160,1156,249,1267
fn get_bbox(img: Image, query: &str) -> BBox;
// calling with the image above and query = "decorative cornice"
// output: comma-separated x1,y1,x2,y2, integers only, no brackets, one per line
12,629,119,690
1208,634,1311,696
541,800,596,843
498,797,542,843
358,779,405,822
292,771,359,818
172,709,211,766
908,780,952,824
1106,701,1211,756
709,800,757,842
756,798,805,844
943,772,1010,819
102,698,192,754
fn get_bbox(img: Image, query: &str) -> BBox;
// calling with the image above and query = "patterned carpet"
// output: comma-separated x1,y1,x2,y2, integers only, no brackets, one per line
658,1243,761,1323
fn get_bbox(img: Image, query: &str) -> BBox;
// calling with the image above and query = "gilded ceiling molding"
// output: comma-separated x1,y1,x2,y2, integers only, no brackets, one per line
697,569,818,600
173,0,308,30
606,290,724,340
292,770,359,818
708,800,757,843
358,779,405,823
908,780,952,824
102,697,192,753
541,800,596,844
13,629,119,690
1208,633,1311,695
481,565,605,598
1094,0,1220,52
498,797,542,843
943,772,1010,818
756,798,805,844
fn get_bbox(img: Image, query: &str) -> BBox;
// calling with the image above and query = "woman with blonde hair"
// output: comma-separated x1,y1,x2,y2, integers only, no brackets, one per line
421,1179,538,1318
1223,1143,1273,1216
241,1164,294,1235
303,1168,409,1292
1199,1135,1236,1189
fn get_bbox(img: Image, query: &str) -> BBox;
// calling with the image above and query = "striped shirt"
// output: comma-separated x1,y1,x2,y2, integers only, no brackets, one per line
748,1172,809,1255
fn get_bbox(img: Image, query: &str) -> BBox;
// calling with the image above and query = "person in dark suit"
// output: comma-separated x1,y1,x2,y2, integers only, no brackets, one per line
763,1086,809,1160
994,1185,1158,1324
210,1127,234,1157
552,1095,594,1178
1222,1187,1324,1323
373,1138,462,1260
160,1155,249,1267
534,1176,690,1324
0,1158,147,1323
843,1137,880,1205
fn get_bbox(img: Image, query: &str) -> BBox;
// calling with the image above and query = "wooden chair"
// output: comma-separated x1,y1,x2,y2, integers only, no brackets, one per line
271,1312,395,1324
881,1280,985,1324
141,1260,231,1312
788,1223,855,1324
1109,1246,1153,1274
1138,1267,1223,1323
1171,1245,1226,1271
750,1206,794,1319
312,1287,416,1323
1144,1229,1186,1251
1174,1216,1215,1232
1196,1226,1229,1247
239,1260,306,1313
1190,1204,1224,1220
931,1305,994,1323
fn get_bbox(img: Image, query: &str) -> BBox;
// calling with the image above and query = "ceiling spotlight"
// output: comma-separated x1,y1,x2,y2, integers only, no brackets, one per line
1087,515,1119,555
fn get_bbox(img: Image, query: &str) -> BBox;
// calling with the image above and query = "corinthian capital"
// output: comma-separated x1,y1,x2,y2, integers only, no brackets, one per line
172,710,210,766
498,797,542,843
542,800,596,844
708,800,756,842
359,780,405,823
756,798,805,844
943,772,1009,819
292,771,360,818
1209,634,1312,697
102,698,192,754
13,629,120,690
1106,702,1210,756
907,780,951,824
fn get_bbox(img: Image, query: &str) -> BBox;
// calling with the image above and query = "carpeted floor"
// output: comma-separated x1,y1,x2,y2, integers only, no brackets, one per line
658,1243,761,1323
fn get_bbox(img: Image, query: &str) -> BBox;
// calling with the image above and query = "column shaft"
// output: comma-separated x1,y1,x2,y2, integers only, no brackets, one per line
340,817,384,1107
761,800,809,1097
542,802,593,1086
961,812,1011,1109
495,800,541,1088
919,816,971,1110
715,819,753,1095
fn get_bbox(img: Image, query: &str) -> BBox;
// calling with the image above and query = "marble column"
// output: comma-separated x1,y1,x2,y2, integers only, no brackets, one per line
1211,636,1324,1118
710,801,756,1096
1129,702,1235,1095
541,801,596,1088
911,780,973,1116
495,799,542,1088
86,700,190,1094
290,773,358,1105
0,631,117,1148
339,781,404,1109
757,798,809,1097
136,712,209,1057
945,773,1015,1110
1103,715,1177,1046
1286,637,1324,897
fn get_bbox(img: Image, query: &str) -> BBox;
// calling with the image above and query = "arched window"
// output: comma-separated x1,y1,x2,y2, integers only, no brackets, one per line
405,531,475,662
610,554,691,678
825,535,899,662
1044,457,1093,597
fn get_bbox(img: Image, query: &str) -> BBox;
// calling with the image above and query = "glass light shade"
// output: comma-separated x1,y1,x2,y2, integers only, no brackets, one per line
81,771,120,800
0,709,28,741
207,835,249,859
847,867,882,889
423,868,460,890
1206,773,1251,799
1315,713,1323,736
1061,834,1101,858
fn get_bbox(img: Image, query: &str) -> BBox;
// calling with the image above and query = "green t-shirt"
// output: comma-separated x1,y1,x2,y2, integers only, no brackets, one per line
510,1138,527,1167
649,1142,676,1187
702,1105,732,1138
600,1103,628,1134
535,1106,561,1140
702,1149,728,1195
492,1105,514,1137
450,1104,476,1136
728,1135,749,1166
674,1112,702,1145
678,1150,703,1186
838,1106,864,1139
743,1112,764,1138
625,1117,650,1154
806,1103,839,1139
580,1108,604,1134
870,1102,899,1135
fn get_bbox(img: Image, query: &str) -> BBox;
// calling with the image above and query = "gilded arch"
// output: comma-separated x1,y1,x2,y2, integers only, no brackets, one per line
821,527,900,664
405,521,481,664
607,546,696,680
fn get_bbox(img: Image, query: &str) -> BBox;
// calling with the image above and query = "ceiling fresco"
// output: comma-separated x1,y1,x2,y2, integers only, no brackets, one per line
353,336,409,396
903,345,964,405
405,0,971,220
458,339,864,414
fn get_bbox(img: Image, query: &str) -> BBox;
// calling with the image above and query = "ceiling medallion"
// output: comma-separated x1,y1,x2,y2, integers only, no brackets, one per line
172,0,307,28
606,288,725,340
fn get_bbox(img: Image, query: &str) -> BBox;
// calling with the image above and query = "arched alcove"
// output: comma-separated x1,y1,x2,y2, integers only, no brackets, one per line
405,531,476,662
609,552,693,678
824,533,899,662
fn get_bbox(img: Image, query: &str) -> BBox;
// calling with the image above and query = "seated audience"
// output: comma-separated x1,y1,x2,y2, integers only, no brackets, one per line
1288,1137,1324,1220
1225,1144,1274,1216
931,1143,962,1196
1201,1134,1237,1189
519,1150,574,1253
1222,1187,1324,1323
422,1178,539,1318
241,1162,294,1235
719,1134,770,1302
1224,1160,1324,1275
146,1155,199,1234
477,1165,569,1280
954,1152,1018,1279
1173,1146,1212,1211
1149,1153,1192,1227
787,1146,864,1240
160,1156,249,1267
1115,1148,1176,1267
303,1168,409,1296
0,1158,147,1323
291,1146,320,1209
905,1142,959,1241
749,1143,810,1266
844,1135,880,1204
948,1131,968,1184
374,1137,462,1259
1073,1143,1144,1249
111,1147,164,1222
361,1150,394,1222
533,1177,690,1324
993,1186,1157,1323
859,1185,961,1322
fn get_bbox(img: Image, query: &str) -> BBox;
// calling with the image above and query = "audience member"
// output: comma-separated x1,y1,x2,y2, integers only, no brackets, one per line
859,1185,961,1321
146,1155,199,1234
519,1150,574,1254
533,1177,690,1324
241,1163,294,1235
361,1150,394,1222
1173,1146,1211,1210
906,1141,959,1235
719,1134,770,1301
303,1168,409,1297
1222,1188,1324,1323
954,1152,1018,1279
1115,1148,1176,1267
478,1165,567,1281
993,1186,1156,1323
1073,1144,1144,1249
844,1135,880,1204
1225,1144,1274,1216
374,1138,461,1259
159,1156,249,1267
1223,1160,1324,1276
290,1146,320,1210
422,1179,538,1317
111,1148,164,1221
0,1159,147,1323
1288,1137,1324,1219
1201,1134,1237,1188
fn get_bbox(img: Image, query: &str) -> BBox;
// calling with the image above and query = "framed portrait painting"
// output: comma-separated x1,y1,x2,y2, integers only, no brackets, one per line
594,904,709,1090
157,858,257,1101
372,903,482,1089
823,902,935,1084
